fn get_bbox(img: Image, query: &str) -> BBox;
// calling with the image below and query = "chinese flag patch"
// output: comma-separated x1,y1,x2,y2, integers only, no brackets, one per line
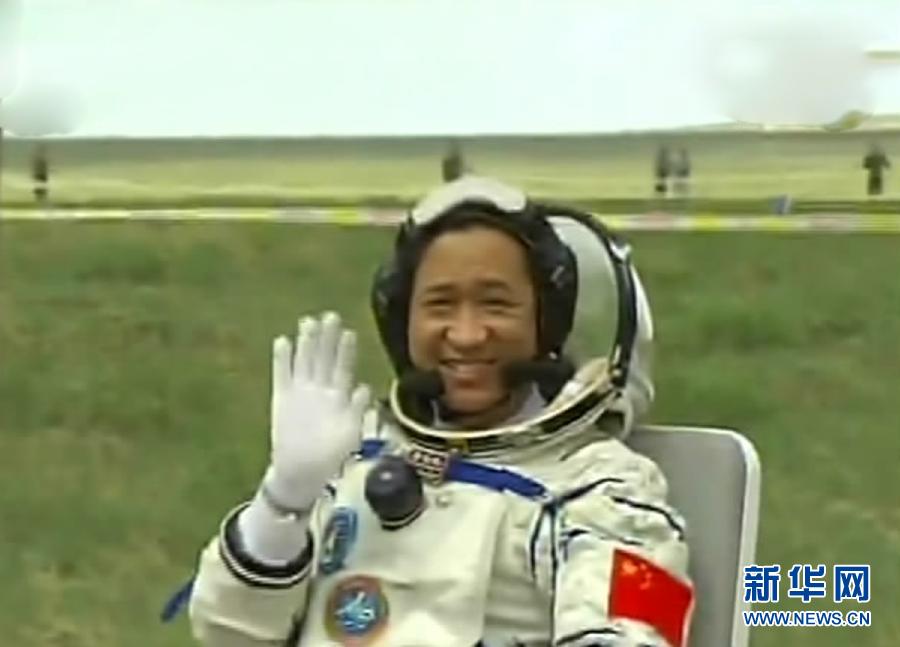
608,548,694,647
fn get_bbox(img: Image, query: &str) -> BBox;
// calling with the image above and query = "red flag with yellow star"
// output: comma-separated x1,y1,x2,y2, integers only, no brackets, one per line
608,548,694,647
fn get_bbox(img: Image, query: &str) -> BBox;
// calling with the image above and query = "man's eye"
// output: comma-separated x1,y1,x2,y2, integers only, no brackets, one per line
483,298,513,308
424,299,452,308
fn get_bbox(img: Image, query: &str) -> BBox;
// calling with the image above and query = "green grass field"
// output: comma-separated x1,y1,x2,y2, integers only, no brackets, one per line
1,221,897,646
3,128,900,210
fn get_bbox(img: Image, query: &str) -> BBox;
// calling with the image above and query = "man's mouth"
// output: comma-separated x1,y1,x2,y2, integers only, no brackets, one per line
440,359,497,379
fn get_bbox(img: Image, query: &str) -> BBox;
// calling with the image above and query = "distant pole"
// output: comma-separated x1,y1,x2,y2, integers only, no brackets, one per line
0,122,4,212
0,118,4,222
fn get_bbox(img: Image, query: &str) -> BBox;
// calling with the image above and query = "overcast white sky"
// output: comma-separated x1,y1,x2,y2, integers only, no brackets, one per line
1,0,899,137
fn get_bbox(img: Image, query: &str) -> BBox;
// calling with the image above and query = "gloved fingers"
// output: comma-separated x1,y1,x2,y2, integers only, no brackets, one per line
272,335,292,394
332,329,357,394
361,407,379,438
329,384,371,458
347,384,372,438
293,316,318,380
312,311,341,384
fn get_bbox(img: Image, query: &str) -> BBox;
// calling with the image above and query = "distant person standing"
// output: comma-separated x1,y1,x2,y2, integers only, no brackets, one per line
672,148,692,197
441,141,466,182
862,143,890,197
653,145,671,198
32,144,49,204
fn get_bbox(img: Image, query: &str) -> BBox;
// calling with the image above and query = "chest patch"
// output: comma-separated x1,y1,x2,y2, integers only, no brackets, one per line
319,507,359,575
324,575,390,646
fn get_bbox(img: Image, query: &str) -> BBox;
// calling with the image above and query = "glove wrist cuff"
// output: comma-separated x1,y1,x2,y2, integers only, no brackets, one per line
261,479,314,518
263,464,322,514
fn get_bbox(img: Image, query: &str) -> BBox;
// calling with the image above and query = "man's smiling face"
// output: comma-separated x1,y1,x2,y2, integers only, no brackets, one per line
408,224,538,427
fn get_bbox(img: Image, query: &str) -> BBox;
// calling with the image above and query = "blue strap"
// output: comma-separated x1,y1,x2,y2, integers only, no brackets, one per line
446,459,547,499
160,576,194,622
359,438,546,499
359,438,386,459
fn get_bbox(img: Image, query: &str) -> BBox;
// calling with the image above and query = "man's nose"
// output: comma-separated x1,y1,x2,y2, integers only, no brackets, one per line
444,307,489,348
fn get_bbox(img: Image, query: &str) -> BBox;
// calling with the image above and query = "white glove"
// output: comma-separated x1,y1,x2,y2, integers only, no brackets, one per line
264,311,371,513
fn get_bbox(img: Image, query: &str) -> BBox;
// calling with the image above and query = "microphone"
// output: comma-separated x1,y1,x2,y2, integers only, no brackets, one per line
396,357,576,421
399,358,574,396
503,357,575,400
397,369,444,399
395,369,444,423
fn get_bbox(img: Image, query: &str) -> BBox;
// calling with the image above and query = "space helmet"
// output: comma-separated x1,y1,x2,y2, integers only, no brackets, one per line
370,176,654,454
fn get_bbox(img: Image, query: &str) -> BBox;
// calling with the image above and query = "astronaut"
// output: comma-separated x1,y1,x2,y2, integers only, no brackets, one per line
184,177,695,646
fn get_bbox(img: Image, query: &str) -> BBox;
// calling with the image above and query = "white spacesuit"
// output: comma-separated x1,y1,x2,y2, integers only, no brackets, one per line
183,177,694,647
